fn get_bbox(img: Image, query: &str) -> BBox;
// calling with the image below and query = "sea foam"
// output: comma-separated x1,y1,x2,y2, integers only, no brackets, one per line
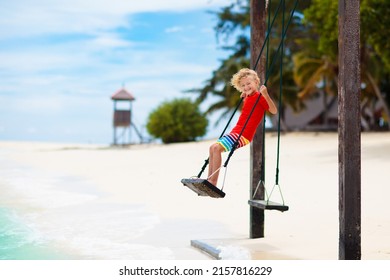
0,154,174,259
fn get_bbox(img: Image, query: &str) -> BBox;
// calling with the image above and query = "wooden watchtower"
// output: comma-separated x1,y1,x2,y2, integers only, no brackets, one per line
111,88,135,145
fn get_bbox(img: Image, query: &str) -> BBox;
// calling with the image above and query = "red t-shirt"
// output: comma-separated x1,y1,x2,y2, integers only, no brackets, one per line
230,92,269,141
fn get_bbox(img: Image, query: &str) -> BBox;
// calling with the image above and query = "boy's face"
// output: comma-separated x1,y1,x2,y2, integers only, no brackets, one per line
239,76,258,96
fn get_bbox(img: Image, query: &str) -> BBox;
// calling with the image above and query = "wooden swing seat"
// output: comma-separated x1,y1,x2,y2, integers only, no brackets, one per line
181,178,225,198
248,199,289,212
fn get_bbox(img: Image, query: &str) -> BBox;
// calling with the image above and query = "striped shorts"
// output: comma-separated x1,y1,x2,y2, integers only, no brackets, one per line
217,133,250,152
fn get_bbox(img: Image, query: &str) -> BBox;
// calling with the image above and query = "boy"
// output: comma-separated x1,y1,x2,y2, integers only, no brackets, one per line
207,68,277,186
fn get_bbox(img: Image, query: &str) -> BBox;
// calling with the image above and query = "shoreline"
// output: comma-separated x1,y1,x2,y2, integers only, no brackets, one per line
0,131,389,260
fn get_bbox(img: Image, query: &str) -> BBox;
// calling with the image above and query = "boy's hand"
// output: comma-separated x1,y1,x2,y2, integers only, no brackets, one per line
260,84,278,114
260,85,268,96
240,92,247,98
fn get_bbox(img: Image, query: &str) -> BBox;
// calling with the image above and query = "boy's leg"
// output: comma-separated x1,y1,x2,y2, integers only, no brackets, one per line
207,133,249,186
208,143,224,186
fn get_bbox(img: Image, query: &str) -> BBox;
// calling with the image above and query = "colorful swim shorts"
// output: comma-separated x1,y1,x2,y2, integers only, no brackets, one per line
217,133,250,152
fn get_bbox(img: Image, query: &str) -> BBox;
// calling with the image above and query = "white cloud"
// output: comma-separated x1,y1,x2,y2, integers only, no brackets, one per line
91,33,133,48
0,0,229,38
26,127,38,134
0,0,231,143
165,26,184,33
10,95,70,115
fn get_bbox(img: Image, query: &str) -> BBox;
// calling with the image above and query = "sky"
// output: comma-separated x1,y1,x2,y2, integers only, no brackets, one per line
0,0,235,145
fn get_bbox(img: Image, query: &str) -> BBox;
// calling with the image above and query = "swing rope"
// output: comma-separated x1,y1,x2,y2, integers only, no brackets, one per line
196,0,285,179
252,0,298,205
197,0,299,195
224,0,298,169
271,0,286,204
259,0,274,188
253,0,285,201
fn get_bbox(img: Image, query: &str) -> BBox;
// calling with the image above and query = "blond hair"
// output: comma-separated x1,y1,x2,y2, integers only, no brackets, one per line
230,68,260,92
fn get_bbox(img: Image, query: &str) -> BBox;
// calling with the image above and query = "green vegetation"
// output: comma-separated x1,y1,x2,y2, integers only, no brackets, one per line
147,0,389,143
146,98,208,144
187,0,389,130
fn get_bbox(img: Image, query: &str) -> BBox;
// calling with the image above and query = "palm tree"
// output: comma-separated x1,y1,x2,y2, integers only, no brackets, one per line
292,37,338,127
360,45,390,130
294,0,390,130
187,0,306,128
186,36,250,124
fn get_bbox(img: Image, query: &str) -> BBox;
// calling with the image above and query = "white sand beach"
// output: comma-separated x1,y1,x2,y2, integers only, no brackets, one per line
0,132,389,260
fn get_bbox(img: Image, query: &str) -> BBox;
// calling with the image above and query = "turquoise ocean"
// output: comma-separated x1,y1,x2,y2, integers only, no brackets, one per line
0,147,174,260
0,207,74,260
0,150,78,260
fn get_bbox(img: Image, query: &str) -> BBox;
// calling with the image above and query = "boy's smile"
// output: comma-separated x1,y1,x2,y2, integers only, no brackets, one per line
240,76,258,96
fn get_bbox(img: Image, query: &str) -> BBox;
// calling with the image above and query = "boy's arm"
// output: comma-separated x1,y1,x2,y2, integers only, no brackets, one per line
260,85,277,115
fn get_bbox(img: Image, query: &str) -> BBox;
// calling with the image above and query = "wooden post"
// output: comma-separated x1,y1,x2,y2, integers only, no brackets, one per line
338,0,361,259
113,101,117,145
250,0,267,239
